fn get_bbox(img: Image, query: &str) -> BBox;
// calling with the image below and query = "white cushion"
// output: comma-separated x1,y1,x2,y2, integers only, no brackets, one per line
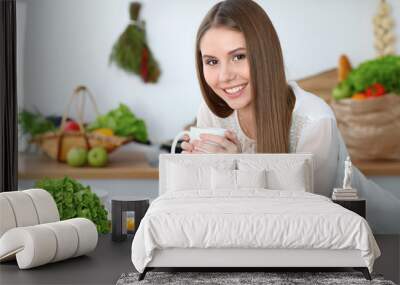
238,159,308,192
211,169,267,190
159,154,313,195
267,162,306,191
24,189,59,223
167,162,210,191
211,168,236,190
166,160,235,192
0,189,98,269
0,190,59,238
0,192,39,227
0,219,98,269
237,169,267,189
0,196,16,237
42,221,79,262
0,226,57,269
65,218,98,257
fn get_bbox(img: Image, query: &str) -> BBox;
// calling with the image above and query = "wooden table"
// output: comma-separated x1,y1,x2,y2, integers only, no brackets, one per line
297,68,337,103
18,150,158,180
18,151,400,179
351,160,400,176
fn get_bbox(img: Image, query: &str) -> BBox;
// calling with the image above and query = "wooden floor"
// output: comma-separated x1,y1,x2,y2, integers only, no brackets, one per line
0,235,398,285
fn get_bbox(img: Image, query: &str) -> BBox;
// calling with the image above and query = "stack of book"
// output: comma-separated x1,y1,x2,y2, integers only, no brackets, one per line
332,188,359,200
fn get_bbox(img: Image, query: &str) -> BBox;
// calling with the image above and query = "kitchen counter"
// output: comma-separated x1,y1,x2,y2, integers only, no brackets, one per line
18,150,158,180
18,151,400,180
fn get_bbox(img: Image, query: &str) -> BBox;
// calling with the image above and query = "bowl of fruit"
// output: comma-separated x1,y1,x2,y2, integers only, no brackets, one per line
19,86,149,165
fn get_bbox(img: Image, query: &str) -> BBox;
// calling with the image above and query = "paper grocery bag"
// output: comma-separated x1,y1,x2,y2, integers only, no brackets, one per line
331,93,400,160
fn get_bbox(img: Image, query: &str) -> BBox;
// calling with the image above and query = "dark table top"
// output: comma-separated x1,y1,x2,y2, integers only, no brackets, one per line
1,234,399,285
112,196,150,202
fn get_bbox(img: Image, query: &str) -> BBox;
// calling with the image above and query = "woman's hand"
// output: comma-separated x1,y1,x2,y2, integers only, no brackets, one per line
180,134,195,154
191,130,241,154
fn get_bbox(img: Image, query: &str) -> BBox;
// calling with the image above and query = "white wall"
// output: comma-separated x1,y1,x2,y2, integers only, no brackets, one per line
17,0,400,143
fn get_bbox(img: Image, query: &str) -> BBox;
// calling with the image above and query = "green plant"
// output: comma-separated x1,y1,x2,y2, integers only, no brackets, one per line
87,103,148,143
18,110,56,136
109,2,161,83
35,177,110,233
332,55,400,100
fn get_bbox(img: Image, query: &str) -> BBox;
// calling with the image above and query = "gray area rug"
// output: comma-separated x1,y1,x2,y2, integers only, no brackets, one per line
116,271,396,285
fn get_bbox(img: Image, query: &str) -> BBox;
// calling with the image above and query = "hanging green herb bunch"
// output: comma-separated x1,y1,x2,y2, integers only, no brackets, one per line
110,2,161,83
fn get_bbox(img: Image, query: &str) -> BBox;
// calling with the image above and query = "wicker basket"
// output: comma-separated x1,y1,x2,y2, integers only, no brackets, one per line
31,86,132,162
331,93,400,160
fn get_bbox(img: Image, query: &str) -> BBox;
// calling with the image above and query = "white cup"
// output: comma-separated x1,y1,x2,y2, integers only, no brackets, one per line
171,127,227,154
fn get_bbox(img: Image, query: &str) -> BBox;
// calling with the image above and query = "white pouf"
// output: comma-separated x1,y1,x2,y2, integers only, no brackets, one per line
0,196,17,237
1,191,39,227
42,221,79,262
24,188,60,223
0,189,98,269
0,226,57,268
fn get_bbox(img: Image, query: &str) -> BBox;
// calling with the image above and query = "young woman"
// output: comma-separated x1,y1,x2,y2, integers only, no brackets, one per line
181,0,400,233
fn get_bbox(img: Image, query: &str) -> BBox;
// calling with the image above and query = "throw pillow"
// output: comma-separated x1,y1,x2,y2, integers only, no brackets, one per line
267,162,306,191
211,168,267,190
236,169,267,188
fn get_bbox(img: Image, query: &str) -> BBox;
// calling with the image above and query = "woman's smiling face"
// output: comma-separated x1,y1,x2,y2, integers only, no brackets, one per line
200,26,252,110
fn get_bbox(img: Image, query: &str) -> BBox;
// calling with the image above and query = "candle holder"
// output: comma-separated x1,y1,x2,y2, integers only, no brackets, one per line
111,196,149,242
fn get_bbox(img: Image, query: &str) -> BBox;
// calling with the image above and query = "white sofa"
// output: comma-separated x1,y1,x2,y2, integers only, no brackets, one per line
0,189,98,269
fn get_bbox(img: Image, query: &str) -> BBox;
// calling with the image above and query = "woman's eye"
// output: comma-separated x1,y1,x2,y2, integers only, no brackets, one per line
233,54,246,61
205,59,218,66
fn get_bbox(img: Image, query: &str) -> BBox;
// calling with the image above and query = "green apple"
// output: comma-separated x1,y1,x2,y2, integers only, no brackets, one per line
66,147,87,167
88,147,108,167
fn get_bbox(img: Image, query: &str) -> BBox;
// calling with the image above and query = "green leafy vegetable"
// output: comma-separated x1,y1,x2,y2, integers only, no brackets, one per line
35,177,110,233
332,55,400,100
332,81,354,100
18,110,56,136
87,103,148,143
348,55,400,94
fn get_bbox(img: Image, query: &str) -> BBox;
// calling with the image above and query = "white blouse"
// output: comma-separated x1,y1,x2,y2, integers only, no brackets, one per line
196,81,400,233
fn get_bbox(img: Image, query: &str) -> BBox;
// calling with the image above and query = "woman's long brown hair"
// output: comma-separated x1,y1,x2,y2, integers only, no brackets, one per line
195,0,295,153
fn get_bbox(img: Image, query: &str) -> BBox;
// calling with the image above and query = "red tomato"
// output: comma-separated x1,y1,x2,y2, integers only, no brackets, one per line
64,121,81,132
373,83,385,96
365,83,386,98
365,88,373,97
